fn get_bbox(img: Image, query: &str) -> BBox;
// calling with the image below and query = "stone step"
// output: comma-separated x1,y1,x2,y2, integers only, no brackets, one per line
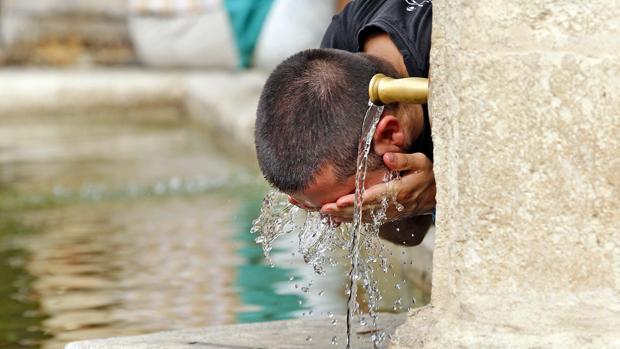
66,313,407,349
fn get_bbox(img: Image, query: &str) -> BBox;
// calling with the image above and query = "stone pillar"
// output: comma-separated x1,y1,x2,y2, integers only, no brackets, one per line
392,0,620,347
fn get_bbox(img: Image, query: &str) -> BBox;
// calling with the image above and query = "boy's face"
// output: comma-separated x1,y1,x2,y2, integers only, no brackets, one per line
289,163,388,211
288,106,419,212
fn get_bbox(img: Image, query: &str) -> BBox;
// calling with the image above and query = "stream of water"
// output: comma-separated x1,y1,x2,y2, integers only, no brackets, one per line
346,102,385,349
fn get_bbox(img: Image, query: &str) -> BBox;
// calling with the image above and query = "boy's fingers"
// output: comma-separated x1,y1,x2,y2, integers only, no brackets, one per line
331,206,354,217
321,202,339,213
383,152,427,172
362,183,387,201
336,194,355,208
321,202,354,217
362,181,402,204
337,181,403,208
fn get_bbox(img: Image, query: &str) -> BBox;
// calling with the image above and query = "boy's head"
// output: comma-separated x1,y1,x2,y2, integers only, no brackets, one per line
255,49,411,209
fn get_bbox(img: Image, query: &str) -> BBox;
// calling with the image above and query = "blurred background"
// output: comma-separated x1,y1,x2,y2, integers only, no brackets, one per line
0,1,433,348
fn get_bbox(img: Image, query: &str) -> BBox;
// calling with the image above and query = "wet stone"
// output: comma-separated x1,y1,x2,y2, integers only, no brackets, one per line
66,313,407,349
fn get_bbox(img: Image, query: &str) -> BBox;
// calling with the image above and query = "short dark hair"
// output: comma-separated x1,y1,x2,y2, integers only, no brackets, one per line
255,48,399,192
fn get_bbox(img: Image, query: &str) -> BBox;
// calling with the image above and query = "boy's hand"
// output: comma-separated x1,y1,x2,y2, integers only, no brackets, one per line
320,152,436,223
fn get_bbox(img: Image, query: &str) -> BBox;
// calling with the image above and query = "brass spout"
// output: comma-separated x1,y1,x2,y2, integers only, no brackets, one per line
368,74,429,105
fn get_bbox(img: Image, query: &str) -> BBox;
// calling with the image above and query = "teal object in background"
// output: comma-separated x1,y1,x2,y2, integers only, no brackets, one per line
224,0,274,68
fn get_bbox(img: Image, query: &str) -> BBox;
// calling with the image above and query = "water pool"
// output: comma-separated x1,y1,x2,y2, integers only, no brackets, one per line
0,110,429,349
0,111,347,349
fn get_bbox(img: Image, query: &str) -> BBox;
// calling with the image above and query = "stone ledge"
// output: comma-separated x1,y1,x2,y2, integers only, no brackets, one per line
0,68,267,154
66,313,407,349
0,69,184,115
391,297,620,349
184,71,267,153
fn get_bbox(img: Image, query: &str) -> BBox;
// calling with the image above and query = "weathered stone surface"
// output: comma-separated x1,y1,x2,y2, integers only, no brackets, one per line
66,314,406,349
392,0,620,348
451,1,620,53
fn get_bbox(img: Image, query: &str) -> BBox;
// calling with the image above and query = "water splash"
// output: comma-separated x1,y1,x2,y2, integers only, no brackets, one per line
251,191,348,273
251,190,301,265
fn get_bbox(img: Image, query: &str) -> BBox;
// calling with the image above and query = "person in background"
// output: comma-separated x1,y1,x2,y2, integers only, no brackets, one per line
128,0,273,69
253,0,351,71
128,0,349,70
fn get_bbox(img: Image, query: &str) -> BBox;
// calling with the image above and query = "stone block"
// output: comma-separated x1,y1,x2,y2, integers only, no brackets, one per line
447,0,620,53
393,0,620,347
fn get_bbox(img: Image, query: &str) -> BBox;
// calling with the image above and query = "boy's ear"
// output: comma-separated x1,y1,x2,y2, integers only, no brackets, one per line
373,113,406,155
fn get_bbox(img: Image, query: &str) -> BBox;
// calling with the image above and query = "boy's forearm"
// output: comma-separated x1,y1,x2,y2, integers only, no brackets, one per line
379,215,432,246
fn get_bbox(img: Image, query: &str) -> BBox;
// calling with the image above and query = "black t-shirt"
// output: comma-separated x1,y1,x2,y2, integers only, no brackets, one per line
320,0,433,161
321,0,432,78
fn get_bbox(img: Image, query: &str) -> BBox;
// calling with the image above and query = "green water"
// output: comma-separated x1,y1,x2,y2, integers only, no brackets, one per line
0,110,429,349
0,219,51,348
0,111,330,349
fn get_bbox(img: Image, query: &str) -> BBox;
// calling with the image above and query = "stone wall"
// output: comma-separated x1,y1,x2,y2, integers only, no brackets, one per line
392,0,620,347
0,0,134,65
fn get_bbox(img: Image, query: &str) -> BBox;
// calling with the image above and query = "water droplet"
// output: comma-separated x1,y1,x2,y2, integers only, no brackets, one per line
393,298,403,311
328,312,334,318
298,300,303,305
318,290,325,296
306,336,312,342
289,276,295,281
331,336,338,345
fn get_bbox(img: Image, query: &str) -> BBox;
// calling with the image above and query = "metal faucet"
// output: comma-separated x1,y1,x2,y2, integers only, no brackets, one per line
368,73,429,105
